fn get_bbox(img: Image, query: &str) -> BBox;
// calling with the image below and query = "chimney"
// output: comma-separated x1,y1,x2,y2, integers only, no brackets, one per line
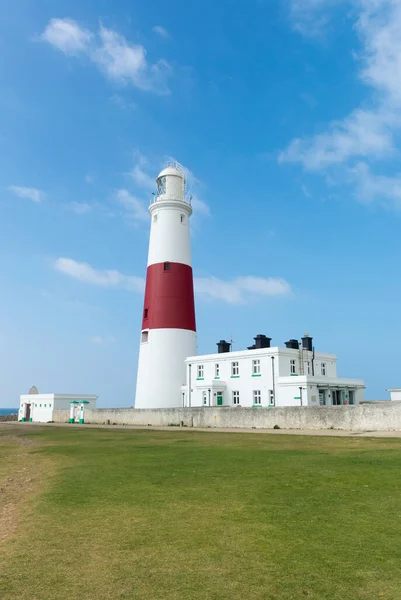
302,334,313,352
285,339,300,350
254,334,272,349
217,340,231,354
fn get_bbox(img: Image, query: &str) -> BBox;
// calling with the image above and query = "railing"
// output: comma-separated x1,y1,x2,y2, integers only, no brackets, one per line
149,194,192,206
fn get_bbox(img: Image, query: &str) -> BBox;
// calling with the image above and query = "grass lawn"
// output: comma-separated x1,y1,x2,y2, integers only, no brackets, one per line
1,426,401,599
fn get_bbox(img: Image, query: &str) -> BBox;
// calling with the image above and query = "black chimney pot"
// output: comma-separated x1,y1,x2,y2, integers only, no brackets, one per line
217,340,231,354
285,339,300,350
302,334,313,352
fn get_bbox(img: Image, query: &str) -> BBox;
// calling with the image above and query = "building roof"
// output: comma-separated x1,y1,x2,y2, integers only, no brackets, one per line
186,346,336,362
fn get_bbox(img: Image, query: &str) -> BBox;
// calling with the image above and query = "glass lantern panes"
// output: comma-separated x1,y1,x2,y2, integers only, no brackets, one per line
157,176,167,196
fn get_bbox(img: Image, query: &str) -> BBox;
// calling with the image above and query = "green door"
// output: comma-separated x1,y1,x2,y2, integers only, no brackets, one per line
217,395,223,406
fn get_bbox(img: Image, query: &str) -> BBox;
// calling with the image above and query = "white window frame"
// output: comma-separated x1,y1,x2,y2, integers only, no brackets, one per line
231,361,239,376
321,363,326,376
197,365,204,379
253,390,262,405
290,359,296,375
252,359,261,375
232,391,240,405
215,363,220,378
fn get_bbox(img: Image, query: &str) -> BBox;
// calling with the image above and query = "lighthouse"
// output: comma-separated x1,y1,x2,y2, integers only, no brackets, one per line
135,163,197,409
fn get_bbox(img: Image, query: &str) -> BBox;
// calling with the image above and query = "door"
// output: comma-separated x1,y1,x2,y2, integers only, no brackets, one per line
202,391,207,406
217,394,223,406
319,390,326,406
25,404,31,421
332,390,341,405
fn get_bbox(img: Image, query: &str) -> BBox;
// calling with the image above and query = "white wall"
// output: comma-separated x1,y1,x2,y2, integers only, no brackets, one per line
389,390,401,401
185,348,363,408
148,203,192,266
19,394,97,423
54,403,401,432
136,329,197,409
20,394,54,423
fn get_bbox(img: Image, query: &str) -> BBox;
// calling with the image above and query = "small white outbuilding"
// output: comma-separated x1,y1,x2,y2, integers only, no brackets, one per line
387,389,401,401
19,387,97,423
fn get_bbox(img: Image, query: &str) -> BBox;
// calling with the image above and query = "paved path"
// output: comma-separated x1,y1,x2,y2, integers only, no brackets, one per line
1,421,401,438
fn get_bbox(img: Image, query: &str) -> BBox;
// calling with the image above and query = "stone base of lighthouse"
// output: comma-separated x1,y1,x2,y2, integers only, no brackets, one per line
135,329,197,409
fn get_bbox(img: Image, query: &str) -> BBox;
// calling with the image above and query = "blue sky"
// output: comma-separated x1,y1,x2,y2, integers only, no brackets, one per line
1,0,401,406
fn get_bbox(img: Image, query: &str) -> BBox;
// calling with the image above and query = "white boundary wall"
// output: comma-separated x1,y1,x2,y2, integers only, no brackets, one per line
53,403,401,431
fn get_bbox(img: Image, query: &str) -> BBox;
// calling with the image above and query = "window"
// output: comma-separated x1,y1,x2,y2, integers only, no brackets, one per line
233,391,240,405
143,308,148,319
290,359,296,374
49,404,52,408
141,331,149,343
180,214,185,223
197,365,204,379
269,390,275,405
157,175,166,195
44,404,46,408
231,361,239,376
202,391,208,406
40,404,42,407
321,363,326,376
253,390,262,405
153,215,158,223
349,390,355,405
35,404,38,408
164,262,171,272
307,362,311,375
215,364,220,378
252,359,261,375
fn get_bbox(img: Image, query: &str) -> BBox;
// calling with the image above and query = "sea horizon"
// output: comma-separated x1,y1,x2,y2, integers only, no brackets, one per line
0,408,19,416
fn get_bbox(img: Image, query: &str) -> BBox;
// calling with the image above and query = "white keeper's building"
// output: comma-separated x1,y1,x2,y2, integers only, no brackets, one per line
19,387,97,423
182,335,365,408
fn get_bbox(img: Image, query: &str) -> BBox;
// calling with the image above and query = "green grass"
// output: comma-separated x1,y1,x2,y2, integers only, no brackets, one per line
1,427,401,599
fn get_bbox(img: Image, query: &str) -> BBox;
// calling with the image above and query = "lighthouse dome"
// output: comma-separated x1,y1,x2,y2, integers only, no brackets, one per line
157,166,184,180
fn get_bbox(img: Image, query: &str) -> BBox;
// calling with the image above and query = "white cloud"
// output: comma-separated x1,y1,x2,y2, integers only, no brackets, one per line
350,162,401,209
116,189,148,222
289,0,345,36
110,94,137,110
40,18,92,55
8,185,44,203
194,276,292,304
53,258,291,304
191,196,211,217
70,201,92,214
93,25,146,82
152,25,171,40
130,154,155,191
281,0,401,207
54,258,145,292
280,108,395,169
41,19,172,94
90,335,117,344
301,184,312,198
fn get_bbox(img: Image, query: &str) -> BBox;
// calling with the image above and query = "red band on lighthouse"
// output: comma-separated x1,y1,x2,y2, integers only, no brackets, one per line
142,262,196,331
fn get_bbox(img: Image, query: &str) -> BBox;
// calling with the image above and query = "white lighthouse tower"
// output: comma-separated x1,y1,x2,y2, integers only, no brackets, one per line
135,163,197,409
